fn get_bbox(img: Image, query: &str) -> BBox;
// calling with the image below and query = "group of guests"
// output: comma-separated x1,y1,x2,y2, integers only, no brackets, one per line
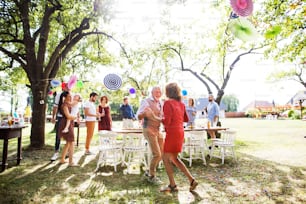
50,82,220,193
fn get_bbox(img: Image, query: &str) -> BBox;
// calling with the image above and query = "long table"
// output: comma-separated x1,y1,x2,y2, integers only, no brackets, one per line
0,125,26,172
184,127,228,132
111,128,143,134
111,127,228,134
74,121,86,146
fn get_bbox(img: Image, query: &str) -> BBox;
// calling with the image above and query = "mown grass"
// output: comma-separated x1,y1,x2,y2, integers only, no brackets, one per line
0,118,305,203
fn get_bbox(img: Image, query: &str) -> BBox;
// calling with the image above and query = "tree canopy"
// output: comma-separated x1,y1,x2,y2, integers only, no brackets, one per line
0,0,124,148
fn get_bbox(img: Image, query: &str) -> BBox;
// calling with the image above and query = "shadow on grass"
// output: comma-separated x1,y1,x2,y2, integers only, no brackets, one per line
0,145,305,203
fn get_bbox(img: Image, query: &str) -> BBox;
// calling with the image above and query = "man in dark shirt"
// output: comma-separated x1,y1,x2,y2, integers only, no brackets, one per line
119,96,136,128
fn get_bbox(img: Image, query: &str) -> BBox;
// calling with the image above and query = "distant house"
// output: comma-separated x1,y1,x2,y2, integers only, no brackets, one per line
241,100,274,112
286,90,306,107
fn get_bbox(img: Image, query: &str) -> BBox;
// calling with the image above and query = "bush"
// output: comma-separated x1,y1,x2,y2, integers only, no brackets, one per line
287,110,295,118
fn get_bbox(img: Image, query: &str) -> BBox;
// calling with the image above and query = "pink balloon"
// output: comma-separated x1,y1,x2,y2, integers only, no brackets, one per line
68,75,77,89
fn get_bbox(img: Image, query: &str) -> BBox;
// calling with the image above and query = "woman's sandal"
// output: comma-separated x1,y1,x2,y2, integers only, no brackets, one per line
189,179,198,191
160,185,178,193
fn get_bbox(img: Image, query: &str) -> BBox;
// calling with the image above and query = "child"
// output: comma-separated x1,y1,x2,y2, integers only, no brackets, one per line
62,94,81,133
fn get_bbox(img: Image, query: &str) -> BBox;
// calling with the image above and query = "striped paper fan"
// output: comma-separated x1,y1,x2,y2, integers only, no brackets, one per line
103,74,122,90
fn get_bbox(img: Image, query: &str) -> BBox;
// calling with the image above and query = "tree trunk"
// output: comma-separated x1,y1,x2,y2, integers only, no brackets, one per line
215,90,224,105
30,83,48,148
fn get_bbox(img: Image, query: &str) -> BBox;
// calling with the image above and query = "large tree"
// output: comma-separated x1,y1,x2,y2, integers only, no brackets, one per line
0,0,126,148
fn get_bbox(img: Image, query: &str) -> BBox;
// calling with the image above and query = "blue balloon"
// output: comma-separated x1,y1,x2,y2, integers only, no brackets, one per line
50,79,61,87
182,90,187,96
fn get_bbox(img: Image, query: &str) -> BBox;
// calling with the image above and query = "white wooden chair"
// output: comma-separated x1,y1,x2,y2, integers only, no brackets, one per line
96,131,123,172
209,129,237,164
122,134,148,174
180,132,208,167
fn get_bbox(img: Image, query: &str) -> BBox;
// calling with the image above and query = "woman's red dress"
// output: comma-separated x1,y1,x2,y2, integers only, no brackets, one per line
98,105,111,130
162,99,189,153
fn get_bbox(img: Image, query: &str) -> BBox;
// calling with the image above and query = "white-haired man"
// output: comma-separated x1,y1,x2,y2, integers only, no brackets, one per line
136,86,164,184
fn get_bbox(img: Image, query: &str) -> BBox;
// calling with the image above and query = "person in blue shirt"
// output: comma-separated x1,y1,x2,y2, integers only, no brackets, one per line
119,96,136,128
186,98,197,127
206,94,220,138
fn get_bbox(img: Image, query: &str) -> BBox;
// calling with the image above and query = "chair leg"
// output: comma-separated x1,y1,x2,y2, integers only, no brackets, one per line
221,147,225,165
231,147,236,162
122,151,126,167
210,145,214,160
201,147,206,165
189,147,192,167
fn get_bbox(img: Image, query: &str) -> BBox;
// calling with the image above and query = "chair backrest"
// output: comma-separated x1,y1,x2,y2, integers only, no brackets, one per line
221,129,236,145
123,134,145,148
184,132,206,146
98,130,119,147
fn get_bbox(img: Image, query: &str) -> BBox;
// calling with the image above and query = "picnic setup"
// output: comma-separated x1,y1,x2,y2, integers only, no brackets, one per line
95,125,233,174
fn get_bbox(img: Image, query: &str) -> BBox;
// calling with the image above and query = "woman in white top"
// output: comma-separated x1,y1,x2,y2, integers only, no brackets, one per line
62,94,81,133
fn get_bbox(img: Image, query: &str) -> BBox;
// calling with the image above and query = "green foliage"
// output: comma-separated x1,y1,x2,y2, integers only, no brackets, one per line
288,109,301,119
256,0,305,64
287,109,295,118
221,94,240,112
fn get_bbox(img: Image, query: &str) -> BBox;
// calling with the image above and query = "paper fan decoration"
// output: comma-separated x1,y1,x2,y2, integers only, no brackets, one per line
230,0,253,17
228,18,258,41
103,74,122,90
50,79,61,87
264,25,282,39
68,75,77,89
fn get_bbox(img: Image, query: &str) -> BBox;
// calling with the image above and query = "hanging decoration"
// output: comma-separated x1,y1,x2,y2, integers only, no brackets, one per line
264,25,281,39
230,0,253,17
61,82,68,90
182,90,188,96
50,79,61,87
76,80,84,88
129,87,136,94
68,75,77,89
103,74,122,90
228,18,258,41
229,11,239,19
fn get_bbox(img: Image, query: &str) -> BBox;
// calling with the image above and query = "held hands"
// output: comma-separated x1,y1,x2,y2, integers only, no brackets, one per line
144,108,161,121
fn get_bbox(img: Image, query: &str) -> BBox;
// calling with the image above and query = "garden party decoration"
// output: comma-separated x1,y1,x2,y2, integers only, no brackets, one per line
61,82,68,90
228,18,258,41
264,25,281,39
103,73,122,90
76,80,84,88
129,87,136,94
230,0,253,17
68,75,77,89
50,79,61,87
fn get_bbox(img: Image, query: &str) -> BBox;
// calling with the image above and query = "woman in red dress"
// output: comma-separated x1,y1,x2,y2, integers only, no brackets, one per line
161,82,198,192
97,96,112,130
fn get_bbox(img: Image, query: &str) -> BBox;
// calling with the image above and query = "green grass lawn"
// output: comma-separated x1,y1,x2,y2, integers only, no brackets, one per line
0,118,305,203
